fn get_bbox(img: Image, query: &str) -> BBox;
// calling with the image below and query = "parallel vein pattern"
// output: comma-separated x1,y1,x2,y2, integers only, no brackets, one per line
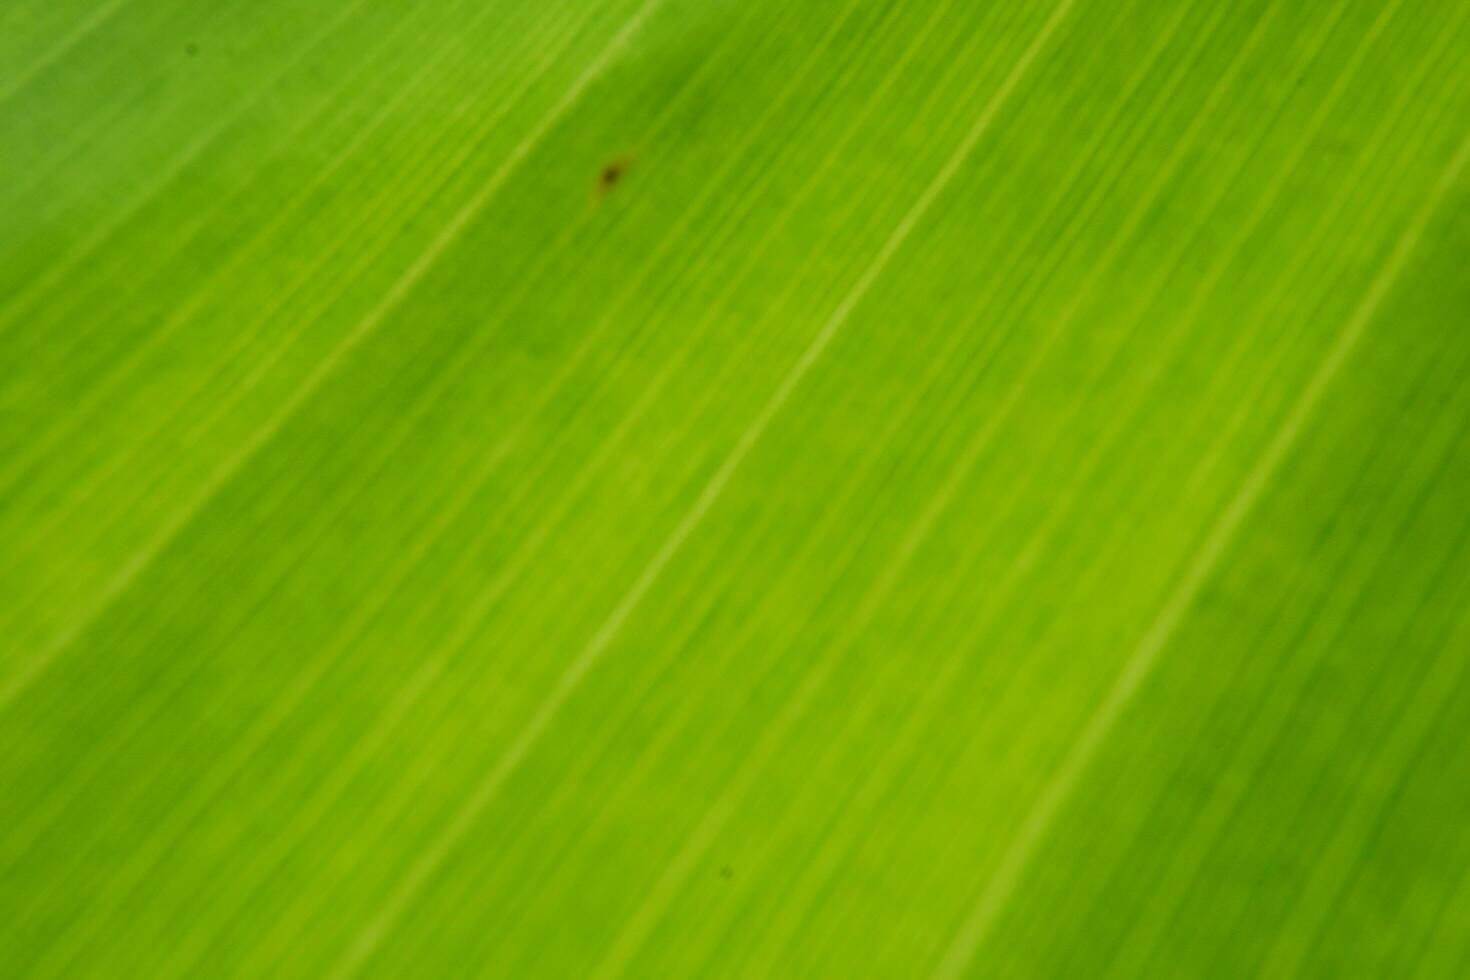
3,0,1467,976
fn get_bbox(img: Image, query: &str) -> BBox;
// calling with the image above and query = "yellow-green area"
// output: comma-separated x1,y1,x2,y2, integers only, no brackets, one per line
2,0,1468,976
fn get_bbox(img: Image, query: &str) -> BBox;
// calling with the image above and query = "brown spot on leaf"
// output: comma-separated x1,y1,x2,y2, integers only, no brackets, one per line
597,155,634,198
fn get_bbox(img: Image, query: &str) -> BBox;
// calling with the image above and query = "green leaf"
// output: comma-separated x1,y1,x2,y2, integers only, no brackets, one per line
2,0,1468,976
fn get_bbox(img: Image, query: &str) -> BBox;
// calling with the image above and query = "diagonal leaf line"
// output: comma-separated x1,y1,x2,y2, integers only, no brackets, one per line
102,5,851,972
0,0,133,108
426,0,1058,952
584,0,1380,965
929,126,1470,980
579,0,1273,964
7,3,1464,975
1114,307,1470,976
0,0,380,336
10,10,721,974
0,2,879,961
1094,44,1470,976
1398,609,1470,979
0,0,668,715
722,0,1416,959
149,0,966,965
0,0,585,517
323,0,1083,975
1257,421,1470,979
